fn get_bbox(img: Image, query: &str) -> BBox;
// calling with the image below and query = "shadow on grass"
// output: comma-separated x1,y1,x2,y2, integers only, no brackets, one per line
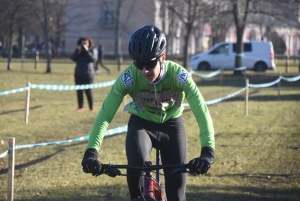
0,134,126,176
0,105,43,115
0,68,73,76
10,182,300,201
0,148,64,175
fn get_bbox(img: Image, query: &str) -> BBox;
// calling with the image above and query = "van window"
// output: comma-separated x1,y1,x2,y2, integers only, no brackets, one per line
209,44,229,54
233,43,252,52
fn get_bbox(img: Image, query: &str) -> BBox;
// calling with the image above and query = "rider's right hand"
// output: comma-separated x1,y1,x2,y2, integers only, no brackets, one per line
81,148,102,176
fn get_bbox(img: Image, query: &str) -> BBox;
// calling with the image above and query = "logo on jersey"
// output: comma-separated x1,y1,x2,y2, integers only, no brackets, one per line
120,69,134,88
176,69,189,85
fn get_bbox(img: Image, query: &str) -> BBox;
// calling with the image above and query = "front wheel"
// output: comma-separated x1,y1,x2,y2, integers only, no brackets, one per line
135,196,156,201
254,62,267,72
197,62,211,71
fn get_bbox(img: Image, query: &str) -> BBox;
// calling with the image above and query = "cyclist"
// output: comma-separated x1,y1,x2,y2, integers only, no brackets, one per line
81,25,215,201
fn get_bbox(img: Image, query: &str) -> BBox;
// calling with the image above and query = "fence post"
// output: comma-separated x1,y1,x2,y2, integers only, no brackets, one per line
298,57,300,72
8,137,15,201
219,67,223,85
245,79,249,116
285,55,289,73
278,74,281,100
24,82,31,124
35,51,39,70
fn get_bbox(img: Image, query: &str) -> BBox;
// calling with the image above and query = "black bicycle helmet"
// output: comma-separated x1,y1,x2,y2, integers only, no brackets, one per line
128,25,167,61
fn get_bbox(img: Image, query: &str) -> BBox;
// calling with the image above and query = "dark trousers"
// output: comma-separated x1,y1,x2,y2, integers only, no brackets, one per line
95,59,110,73
126,114,187,201
74,75,94,110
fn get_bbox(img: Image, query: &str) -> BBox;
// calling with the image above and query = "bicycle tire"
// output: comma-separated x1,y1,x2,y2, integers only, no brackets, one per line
136,197,156,201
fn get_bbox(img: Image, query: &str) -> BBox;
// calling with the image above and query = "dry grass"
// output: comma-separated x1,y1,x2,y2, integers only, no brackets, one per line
0,59,299,201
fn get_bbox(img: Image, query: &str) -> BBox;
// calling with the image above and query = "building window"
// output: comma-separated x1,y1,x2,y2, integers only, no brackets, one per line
102,2,115,28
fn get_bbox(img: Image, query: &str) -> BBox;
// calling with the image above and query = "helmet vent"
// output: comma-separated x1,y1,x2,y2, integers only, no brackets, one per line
159,40,165,51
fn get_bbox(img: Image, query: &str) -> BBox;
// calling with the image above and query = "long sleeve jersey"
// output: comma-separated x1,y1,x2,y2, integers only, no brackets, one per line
86,60,215,150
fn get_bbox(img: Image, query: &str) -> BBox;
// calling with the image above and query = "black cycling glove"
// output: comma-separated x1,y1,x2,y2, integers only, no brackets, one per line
189,147,214,175
81,148,102,176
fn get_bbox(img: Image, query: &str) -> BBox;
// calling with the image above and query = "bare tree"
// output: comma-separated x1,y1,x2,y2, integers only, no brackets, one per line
232,0,251,75
0,0,31,70
28,0,68,73
115,0,137,71
162,0,209,70
51,0,67,51
214,0,300,75
208,1,233,46
30,0,54,73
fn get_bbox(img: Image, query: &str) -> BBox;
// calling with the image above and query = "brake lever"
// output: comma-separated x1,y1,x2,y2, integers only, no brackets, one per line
104,164,121,177
169,166,187,175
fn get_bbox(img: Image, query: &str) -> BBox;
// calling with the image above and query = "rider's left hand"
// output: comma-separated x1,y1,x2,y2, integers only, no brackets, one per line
189,147,214,175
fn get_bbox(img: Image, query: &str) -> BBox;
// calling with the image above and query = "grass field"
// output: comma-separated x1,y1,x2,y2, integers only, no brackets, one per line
0,59,299,201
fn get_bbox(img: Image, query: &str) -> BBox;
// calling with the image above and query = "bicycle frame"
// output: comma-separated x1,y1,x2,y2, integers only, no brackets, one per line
139,161,164,201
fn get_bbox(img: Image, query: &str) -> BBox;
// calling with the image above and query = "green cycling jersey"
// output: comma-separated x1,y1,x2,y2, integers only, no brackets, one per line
87,60,215,150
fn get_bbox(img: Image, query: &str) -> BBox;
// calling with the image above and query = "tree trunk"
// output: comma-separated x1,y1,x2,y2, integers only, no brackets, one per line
233,29,244,75
7,21,14,70
7,35,13,70
116,0,122,71
42,0,51,73
183,31,190,70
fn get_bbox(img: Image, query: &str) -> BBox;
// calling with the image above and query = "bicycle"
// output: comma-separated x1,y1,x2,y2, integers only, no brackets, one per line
96,161,193,201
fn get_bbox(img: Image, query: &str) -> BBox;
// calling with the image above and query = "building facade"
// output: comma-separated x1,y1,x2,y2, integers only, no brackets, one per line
65,0,300,58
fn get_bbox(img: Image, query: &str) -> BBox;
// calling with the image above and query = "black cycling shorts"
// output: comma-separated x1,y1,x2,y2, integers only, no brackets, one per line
126,114,187,201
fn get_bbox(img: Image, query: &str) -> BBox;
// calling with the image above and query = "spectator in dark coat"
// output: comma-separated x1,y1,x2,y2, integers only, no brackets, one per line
70,36,98,112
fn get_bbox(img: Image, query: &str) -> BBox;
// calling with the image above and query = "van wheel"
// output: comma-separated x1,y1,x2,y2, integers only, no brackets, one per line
198,62,211,71
254,62,267,72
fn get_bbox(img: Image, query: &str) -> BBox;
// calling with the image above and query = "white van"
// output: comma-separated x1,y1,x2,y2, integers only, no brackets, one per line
189,41,276,72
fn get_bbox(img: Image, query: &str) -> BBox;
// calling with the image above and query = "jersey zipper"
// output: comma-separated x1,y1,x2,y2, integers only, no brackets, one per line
153,84,163,123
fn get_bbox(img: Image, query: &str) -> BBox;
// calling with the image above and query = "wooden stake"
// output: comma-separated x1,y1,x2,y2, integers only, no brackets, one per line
24,82,31,124
278,76,281,100
219,67,223,85
8,137,15,201
245,79,249,116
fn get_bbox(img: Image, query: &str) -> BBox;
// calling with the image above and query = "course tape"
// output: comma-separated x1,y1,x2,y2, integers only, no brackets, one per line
0,80,116,96
183,87,248,107
190,69,222,78
248,77,281,88
29,80,116,90
0,126,128,158
190,67,246,78
183,74,300,107
248,75,300,88
281,75,300,82
234,66,247,71
0,87,29,96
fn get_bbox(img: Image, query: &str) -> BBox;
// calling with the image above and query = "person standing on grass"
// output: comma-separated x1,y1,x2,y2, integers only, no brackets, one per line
81,25,215,201
95,41,110,74
70,36,98,112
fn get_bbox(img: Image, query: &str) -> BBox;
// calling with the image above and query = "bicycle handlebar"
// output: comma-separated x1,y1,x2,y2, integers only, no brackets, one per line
102,163,189,170
98,163,193,177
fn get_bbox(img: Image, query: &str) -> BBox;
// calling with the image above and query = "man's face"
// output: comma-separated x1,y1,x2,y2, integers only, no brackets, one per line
134,53,166,82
